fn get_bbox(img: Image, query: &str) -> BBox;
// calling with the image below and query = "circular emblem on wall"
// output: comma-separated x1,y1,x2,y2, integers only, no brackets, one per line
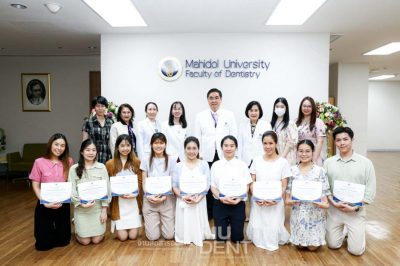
159,57,182,81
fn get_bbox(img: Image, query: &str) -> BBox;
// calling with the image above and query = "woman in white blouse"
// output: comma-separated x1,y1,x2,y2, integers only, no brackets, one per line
238,101,272,167
162,101,188,161
109,103,137,157
136,102,162,160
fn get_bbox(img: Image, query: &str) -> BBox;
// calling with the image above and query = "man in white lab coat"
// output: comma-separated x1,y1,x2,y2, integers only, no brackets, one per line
194,88,238,219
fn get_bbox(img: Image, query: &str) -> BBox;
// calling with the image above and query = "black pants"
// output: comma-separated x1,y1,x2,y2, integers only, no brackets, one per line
207,151,219,219
213,200,245,243
34,201,71,251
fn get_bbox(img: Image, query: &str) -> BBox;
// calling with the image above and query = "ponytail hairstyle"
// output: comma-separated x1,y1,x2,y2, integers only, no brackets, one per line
44,133,71,180
76,139,97,178
149,132,168,171
261,130,279,155
184,136,200,159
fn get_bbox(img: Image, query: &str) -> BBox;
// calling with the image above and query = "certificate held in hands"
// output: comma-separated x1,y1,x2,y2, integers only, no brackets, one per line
110,175,138,196
78,180,108,203
145,176,172,196
333,180,365,206
180,174,208,196
291,180,322,202
252,181,282,201
219,177,247,199
40,182,72,204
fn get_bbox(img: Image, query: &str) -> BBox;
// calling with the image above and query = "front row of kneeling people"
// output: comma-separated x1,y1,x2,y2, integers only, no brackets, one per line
30,126,375,257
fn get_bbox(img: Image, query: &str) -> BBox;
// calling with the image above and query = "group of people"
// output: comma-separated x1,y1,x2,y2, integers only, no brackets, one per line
29,88,376,257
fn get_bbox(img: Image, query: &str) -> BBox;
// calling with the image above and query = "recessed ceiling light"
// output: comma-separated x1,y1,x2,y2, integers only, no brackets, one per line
266,0,327,26
83,0,147,27
11,3,27,9
369,74,396,80
364,42,400,55
45,3,62,14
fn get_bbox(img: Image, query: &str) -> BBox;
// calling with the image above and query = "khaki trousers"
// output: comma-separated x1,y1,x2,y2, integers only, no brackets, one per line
326,205,366,255
142,196,176,241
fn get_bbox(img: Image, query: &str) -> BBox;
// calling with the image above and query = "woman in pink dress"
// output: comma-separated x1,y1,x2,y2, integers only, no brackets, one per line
296,96,326,166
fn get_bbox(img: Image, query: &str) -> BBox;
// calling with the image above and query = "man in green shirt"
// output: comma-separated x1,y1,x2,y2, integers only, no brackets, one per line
324,127,376,256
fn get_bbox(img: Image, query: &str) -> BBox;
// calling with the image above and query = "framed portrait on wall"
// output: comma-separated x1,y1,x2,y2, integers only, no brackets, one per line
21,73,51,111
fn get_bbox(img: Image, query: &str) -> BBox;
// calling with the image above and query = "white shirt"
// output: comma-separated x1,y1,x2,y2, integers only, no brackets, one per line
161,121,188,160
109,121,136,156
194,108,237,162
136,118,162,160
238,119,272,166
211,157,252,200
250,156,291,182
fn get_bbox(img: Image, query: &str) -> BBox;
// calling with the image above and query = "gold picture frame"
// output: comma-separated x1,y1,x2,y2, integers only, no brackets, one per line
21,73,51,112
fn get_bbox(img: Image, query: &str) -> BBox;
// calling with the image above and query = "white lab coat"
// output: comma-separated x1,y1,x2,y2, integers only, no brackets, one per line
136,118,162,160
109,121,137,157
161,121,188,160
237,119,272,166
194,108,237,162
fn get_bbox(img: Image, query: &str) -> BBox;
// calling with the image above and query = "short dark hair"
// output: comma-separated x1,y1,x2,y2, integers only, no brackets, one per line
91,96,108,108
207,88,222,98
117,103,135,124
245,101,263,119
220,135,238,148
333,127,354,140
145,102,158,112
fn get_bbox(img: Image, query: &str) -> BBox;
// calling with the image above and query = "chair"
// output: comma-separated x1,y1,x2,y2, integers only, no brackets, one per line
6,143,47,183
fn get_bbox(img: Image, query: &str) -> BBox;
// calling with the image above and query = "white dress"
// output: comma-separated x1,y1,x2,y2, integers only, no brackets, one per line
173,160,214,246
246,156,291,251
111,169,142,232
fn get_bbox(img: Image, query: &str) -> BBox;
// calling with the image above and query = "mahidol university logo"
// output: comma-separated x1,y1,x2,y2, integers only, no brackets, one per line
159,57,182,81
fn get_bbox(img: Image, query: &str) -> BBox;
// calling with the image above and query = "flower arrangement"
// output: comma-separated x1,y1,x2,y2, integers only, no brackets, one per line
316,101,347,132
90,101,119,122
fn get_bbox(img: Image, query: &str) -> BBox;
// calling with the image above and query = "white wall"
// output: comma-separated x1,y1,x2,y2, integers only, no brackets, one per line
102,33,329,128
329,63,369,156
0,56,100,160
368,81,400,151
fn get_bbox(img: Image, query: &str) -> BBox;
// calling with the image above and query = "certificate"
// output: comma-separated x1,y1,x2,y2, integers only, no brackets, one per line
40,182,72,204
252,181,282,201
110,175,138,196
145,176,172,196
77,179,108,203
179,174,208,195
333,180,365,206
219,177,247,199
291,180,322,202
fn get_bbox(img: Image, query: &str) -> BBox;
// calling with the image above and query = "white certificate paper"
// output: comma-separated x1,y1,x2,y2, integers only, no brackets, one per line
145,176,172,196
291,180,322,202
179,174,208,195
219,177,247,199
333,180,365,206
78,179,108,203
252,181,282,201
110,175,138,196
40,182,72,204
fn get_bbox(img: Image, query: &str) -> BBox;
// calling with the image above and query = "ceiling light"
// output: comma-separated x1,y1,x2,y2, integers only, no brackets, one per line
10,4,27,9
266,0,327,25
45,3,62,14
369,74,396,80
364,42,400,55
82,0,147,27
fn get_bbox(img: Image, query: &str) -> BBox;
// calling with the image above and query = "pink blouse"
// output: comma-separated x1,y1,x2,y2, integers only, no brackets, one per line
29,157,73,183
